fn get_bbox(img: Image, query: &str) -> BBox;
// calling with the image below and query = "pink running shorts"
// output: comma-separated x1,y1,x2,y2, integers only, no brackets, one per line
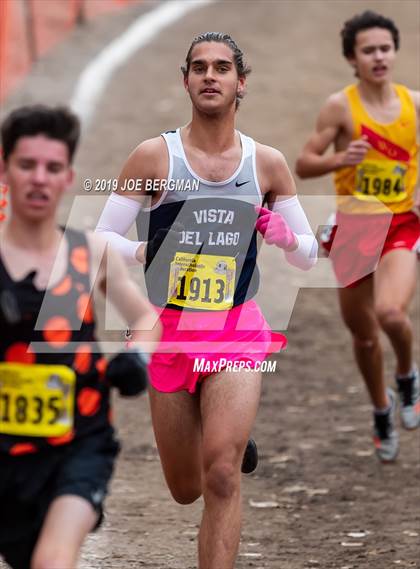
149,300,287,393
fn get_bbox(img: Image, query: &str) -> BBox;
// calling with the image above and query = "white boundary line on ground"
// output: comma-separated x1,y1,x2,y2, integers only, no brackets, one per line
70,0,214,125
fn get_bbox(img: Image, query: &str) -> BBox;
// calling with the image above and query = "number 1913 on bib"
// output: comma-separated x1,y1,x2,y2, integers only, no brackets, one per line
167,252,236,310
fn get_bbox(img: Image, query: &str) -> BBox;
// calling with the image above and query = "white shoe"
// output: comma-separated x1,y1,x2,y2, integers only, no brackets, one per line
396,365,420,430
373,388,399,463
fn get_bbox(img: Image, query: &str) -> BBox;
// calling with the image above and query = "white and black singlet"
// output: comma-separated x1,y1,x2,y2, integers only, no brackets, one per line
136,129,263,311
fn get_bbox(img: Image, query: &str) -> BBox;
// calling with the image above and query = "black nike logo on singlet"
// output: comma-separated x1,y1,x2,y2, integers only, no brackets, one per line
235,180,250,187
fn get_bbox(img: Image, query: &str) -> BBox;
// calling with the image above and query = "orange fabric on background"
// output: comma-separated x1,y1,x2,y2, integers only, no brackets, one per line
0,0,142,103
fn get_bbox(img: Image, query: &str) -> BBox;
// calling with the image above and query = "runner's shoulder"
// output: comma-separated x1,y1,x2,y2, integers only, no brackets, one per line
319,91,348,124
119,137,168,181
255,143,296,196
255,142,289,172
302,91,349,140
408,89,420,112
131,136,167,159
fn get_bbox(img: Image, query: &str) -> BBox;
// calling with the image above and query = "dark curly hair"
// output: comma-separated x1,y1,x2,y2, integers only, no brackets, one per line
341,11,400,59
1,105,80,163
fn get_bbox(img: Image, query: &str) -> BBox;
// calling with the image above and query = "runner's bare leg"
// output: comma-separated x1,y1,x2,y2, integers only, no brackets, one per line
149,387,202,504
198,369,262,569
31,496,97,569
374,249,417,375
338,278,388,408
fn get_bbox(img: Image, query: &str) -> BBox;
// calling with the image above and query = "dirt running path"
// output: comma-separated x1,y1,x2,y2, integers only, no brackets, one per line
1,1,419,568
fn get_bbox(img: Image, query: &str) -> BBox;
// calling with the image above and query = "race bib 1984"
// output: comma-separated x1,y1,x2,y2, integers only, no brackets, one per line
355,159,407,203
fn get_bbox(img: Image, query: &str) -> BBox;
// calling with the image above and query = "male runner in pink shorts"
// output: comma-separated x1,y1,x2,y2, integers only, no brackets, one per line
97,33,317,569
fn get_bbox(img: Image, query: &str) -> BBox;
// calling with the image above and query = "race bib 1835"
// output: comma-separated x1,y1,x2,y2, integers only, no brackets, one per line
167,252,236,310
355,159,407,203
0,363,75,437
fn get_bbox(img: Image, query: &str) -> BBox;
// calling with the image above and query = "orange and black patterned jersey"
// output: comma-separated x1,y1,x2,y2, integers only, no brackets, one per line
0,228,110,455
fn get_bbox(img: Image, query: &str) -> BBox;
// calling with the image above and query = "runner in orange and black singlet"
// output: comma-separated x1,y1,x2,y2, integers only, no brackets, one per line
0,228,120,568
0,228,111,455
0,105,160,569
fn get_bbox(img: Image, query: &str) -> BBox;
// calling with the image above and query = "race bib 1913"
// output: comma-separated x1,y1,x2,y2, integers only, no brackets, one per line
167,252,236,310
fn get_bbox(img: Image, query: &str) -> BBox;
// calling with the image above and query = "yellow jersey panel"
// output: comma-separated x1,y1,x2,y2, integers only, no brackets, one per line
334,84,418,214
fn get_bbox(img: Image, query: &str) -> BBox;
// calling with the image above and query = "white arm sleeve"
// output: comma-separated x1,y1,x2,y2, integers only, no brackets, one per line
272,195,318,270
95,193,143,265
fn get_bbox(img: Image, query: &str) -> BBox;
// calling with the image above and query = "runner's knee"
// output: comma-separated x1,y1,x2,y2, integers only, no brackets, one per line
163,458,202,504
202,457,239,500
168,481,202,505
352,334,379,350
376,305,407,332
340,309,376,336
344,321,379,350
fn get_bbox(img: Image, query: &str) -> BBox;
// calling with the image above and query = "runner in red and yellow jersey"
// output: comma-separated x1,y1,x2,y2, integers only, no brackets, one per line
296,10,420,462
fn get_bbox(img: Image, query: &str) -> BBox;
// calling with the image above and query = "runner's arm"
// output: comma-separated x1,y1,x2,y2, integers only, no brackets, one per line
295,93,370,178
95,138,167,264
88,232,161,354
409,89,420,130
257,146,317,270
409,90,420,211
95,192,144,264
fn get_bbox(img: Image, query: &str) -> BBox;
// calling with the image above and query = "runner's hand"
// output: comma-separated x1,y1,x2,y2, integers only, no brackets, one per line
339,136,371,167
145,222,184,265
255,206,297,251
106,348,149,396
